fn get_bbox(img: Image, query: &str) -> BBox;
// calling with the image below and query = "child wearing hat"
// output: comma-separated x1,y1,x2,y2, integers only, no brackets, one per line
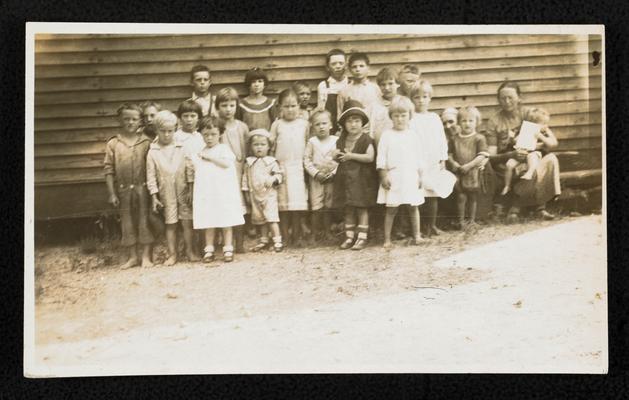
242,129,284,252
332,100,378,251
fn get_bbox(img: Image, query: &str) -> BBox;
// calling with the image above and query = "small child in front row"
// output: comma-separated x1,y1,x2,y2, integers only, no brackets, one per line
332,100,378,250
242,129,284,252
377,96,425,249
104,103,154,268
146,111,199,265
501,107,552,195
270,89,310,245
187,116,245,263
304,110,339,239
448,106,489,229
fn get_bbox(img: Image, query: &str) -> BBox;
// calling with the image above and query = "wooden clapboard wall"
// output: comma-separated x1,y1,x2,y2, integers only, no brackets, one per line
34,33,603,219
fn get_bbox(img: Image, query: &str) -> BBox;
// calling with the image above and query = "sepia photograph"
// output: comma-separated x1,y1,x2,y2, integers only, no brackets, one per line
24,23,606,376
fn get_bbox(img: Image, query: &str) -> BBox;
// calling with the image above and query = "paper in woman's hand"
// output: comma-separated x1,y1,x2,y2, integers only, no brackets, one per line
516,120,542,151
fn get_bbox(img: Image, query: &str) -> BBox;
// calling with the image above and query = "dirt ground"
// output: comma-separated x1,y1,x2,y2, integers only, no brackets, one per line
27,214,606,375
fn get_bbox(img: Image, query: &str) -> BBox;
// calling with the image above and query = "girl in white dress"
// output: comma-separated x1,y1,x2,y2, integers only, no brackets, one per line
377,96,425,249
186,116,245,263
409,81,454,237
270,89,310,245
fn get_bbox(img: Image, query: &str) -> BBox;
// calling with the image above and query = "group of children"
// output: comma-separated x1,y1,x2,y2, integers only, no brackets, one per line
105,49,552,268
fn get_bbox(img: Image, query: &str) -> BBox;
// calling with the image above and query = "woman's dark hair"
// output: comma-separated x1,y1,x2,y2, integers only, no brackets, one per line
497,80,522,99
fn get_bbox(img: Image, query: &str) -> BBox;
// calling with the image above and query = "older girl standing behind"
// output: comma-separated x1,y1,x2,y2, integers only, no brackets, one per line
332,100,378,251
270,89,310,245
448,106,490,229
237,67,277,131
187,116,245,263
377,96,425,249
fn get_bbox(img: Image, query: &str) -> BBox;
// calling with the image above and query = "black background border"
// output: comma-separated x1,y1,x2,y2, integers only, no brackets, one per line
2,0,627,398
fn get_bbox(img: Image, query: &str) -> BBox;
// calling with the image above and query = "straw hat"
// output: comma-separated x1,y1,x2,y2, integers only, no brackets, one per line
338,99,369,127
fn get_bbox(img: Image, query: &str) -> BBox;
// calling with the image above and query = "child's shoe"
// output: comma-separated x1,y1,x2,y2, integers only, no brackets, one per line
202,246,215,263
223,245,234,263
251,239,270,252
339,237,354,249
351,238,367,250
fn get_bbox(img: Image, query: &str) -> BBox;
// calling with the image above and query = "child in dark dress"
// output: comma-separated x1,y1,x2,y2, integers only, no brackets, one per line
332,100,378,250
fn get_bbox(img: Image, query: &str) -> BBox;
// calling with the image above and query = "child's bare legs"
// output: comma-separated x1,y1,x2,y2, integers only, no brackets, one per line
409,205,423,243
121,245,140,269
456,192,467,229
164,223,177,266
521,152,540,180
181,220,199,261
141,244,153,267
233,225,245,253
467,192,479,224
279,211,290,244
269,222,283,251
425,197,442,236
501,158,518,196
383,206,398,248
340,206,357,249
291,211,304,243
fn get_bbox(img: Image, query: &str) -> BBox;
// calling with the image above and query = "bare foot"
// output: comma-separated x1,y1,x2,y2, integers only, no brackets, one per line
141,257,154,268
164,255,177,266
412,236,426,245
120,257,139,270
383,241,393,250
430,226,444,236
501,186,510,196
521,172,533,180
186,250,201,262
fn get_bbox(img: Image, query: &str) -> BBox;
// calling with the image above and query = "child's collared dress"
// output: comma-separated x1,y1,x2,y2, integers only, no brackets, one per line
187,143,245,229
304,135,339,211
146,141,191,224
221,120,249,214
242,155,283,225
237,97,277,131
376,128,425,207
270,118,310,211
104,133,154,247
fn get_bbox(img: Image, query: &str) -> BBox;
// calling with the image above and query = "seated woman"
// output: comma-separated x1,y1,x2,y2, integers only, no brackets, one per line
485,81,562,223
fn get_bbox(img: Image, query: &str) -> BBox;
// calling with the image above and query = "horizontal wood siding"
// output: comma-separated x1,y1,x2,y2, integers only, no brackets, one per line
33,33,603,219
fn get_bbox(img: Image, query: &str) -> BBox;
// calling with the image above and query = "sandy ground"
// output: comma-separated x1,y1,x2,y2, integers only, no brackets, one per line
26,215,606,375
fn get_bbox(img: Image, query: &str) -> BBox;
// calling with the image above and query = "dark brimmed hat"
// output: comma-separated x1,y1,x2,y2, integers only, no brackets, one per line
338,99,369,127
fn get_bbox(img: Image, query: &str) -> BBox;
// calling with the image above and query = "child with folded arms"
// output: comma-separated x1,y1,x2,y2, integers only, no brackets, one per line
304,110,339,240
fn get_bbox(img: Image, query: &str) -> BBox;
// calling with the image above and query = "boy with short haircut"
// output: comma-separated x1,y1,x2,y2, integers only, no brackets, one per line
188,65,218,118
293,81,314,121
104,103,154,269
397,64,421,98
337,52,383,138
317,48,348,133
